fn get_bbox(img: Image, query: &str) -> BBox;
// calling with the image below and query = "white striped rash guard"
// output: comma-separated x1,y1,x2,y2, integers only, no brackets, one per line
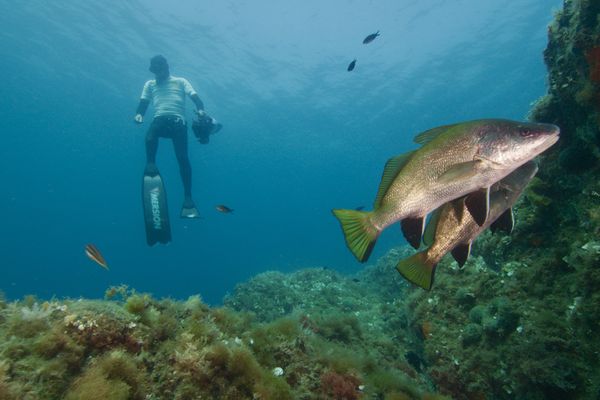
141,76,197,119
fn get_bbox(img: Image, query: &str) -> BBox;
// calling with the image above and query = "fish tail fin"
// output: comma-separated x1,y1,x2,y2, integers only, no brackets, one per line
396,252,436,290
332,209,379,262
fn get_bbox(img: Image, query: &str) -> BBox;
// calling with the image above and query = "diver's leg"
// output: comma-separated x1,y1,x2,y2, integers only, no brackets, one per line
172,120,199,218
172,121,192,198
144,119,161,176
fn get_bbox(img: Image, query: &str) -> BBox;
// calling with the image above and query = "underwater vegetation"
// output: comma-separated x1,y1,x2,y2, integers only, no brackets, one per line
2,1,599,399
399,1,600,398
0,278,451,399
318,4,600,396
0,282,448,399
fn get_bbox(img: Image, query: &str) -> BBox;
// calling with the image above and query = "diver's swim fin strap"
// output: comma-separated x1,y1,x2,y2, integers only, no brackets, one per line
181,205,201,219
142,173,172,246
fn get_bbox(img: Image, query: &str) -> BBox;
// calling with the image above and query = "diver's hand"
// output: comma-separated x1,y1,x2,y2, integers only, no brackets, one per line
134,114,143,124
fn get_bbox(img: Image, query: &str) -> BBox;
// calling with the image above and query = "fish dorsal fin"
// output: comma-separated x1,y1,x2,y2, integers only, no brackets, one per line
374,151,414,209
490,208,514,234
413,123,459,145
423,207,443,247
451,241,472,268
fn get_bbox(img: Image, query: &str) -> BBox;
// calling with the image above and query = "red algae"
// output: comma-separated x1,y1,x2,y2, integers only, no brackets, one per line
320,370,362,400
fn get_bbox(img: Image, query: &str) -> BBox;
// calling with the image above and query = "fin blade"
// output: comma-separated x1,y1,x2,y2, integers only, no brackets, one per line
451,242,472,267
401,216,426,249
465,187,490,226
143,174,172,246
413,124,458,145
396,252,436,290
332,209,379,262
490,208,514,234
374,152,414,209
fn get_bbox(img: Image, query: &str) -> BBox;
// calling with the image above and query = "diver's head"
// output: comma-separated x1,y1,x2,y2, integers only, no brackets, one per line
149,55,169,81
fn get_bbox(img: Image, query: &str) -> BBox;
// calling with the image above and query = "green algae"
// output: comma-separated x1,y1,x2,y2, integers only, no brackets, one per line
64,350,147,400
4,227,596,399
314,312,363,343
0,275,441,399
123,293,150,315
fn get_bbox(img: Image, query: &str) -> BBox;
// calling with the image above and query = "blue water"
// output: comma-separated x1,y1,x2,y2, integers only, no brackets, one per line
0,0,561,304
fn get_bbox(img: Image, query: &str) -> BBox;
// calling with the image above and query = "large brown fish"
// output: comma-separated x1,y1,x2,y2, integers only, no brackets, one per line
332,119,558,262
395,161,538,290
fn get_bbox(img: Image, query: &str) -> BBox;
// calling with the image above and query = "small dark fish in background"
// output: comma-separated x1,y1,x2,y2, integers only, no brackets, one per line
363,31,380,44
355,206,365,211
216,205,234,213
347,59,356,71
85,244,108,270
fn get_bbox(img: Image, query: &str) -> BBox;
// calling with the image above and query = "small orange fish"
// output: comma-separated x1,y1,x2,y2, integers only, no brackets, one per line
85,244,109,270
215,205,234,214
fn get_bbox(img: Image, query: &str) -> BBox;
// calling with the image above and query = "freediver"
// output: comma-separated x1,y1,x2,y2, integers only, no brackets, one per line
134,55,205,218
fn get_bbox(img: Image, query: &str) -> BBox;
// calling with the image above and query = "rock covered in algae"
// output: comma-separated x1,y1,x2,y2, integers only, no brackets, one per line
0,274,450,400
397,3,600,398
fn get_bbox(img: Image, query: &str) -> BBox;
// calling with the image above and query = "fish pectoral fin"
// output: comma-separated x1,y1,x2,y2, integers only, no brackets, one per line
437,160,484,184
451,242,472,268
465,187,490,226
490,208,514,234
396,252,436,290
401,216,426,249
374,151,415,209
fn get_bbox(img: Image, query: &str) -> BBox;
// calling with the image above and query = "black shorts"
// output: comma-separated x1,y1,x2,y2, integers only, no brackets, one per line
146,115,187,141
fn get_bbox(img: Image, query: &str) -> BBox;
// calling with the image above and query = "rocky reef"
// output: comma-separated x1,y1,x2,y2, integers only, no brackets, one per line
1,2,598,399
227,2,600,399
0,276,449,400
403,0,600,398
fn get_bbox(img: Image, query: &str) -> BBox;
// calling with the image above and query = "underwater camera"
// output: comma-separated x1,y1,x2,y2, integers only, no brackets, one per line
192,113,222,144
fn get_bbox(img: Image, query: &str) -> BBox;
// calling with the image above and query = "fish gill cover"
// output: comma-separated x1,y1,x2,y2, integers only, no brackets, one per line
3,0,600,399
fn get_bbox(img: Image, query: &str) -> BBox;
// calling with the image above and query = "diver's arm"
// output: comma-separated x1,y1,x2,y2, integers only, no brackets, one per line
136,99,150,115
134,99,150,123
191,94,205,115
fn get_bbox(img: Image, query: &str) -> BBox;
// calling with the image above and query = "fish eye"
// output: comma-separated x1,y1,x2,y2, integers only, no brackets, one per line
519,127,533,137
